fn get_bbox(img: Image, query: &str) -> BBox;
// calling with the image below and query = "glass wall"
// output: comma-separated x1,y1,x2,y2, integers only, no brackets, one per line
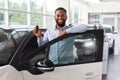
0,0,4,8
70,0,84,25
0,0,56,28
0,0,83,28
30,14,43,26
70,0,80,25
30,0,43,13
9,0,27,11
0,0,4,25
9,11,27,25
0,10,4,25
88,13,100,24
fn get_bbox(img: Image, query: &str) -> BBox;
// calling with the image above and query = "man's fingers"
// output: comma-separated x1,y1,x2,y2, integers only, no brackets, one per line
33,27,42,38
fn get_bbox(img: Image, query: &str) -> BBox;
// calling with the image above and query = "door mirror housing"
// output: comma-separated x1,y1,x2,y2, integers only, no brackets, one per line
36,59,54,72
113,31,117,34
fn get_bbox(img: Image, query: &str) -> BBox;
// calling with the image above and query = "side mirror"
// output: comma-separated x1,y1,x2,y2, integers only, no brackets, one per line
36,59,54,72
113,31,117,34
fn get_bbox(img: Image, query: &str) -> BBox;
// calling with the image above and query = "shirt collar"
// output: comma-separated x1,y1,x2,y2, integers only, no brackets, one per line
54,25,69,30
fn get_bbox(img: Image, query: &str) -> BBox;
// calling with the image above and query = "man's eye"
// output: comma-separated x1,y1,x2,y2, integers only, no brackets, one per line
56,15,64,17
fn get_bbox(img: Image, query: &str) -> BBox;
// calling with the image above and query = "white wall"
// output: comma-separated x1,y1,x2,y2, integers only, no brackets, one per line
86,2,120,31
87,2,120,12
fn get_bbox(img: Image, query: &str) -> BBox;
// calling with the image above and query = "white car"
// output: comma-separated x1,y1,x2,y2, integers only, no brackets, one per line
102,24,115,53
0,27,104,80
87,24,109,75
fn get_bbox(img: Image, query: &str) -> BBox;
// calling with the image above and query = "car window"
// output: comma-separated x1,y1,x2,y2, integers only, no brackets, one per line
47,34,97,65
19,30,103,67
104,27,112,33
0,29,15,65
74,34,97,62
0,29,29,66
12,31,29,47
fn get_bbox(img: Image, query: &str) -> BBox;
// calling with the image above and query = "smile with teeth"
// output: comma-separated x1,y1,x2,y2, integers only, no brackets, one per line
58,20,63,23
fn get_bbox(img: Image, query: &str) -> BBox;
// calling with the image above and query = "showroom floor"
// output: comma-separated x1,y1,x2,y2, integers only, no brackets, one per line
102,54,120,80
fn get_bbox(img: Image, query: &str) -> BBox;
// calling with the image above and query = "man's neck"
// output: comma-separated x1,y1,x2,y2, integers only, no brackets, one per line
57,26,62,30
56,25,65,30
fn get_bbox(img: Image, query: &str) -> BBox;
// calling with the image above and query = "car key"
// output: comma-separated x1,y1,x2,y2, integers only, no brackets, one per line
36,25,39,31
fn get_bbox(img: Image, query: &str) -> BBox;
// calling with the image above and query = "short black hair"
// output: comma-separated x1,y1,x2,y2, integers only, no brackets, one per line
55,7,67,14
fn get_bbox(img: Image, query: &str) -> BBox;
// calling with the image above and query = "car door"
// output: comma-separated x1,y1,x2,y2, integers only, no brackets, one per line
0,28,31,80
10,29,104,80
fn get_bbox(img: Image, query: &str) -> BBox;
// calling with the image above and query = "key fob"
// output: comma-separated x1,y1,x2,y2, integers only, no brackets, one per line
36,25,39,31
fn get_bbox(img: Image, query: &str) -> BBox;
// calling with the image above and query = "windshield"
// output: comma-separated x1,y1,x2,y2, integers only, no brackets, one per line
104,27,112,33
0,29,30,66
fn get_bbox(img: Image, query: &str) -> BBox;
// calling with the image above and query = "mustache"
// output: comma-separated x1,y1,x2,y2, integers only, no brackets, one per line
56,20,66,27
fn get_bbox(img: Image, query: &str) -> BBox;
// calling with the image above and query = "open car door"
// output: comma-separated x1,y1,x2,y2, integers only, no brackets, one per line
0,29,104,80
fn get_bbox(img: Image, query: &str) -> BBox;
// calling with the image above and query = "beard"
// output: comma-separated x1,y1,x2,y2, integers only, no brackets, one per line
56,19,66,27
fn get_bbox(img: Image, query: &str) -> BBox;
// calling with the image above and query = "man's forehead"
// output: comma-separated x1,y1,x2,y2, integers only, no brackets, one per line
56,10,66,13
55,10,66,15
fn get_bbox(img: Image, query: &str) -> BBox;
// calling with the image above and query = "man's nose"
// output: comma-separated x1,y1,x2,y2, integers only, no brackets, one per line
58,16,64,19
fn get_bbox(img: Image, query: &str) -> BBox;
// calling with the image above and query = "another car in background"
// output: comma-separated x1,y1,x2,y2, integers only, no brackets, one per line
102,24,115,53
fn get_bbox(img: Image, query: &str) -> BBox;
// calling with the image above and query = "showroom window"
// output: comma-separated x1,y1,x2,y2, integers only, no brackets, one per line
9,11,27,25
0,0,56,28
30,14,43,26
0,0,4,25
70,0,82,24
0,0,84,28
0,0,4,8
45,15,54,27
0,10,4,25
88,13,100,24
30,0,43,13
46,0,56,15
8,0,27,11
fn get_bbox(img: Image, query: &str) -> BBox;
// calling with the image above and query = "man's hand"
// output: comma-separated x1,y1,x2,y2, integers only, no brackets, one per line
57,30,67,37
33,26,42,38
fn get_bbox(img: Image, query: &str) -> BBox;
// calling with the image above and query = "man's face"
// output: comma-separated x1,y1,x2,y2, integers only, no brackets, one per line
54,10,67,27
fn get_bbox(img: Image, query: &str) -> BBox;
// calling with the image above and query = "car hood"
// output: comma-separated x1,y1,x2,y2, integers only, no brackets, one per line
0,65,23,80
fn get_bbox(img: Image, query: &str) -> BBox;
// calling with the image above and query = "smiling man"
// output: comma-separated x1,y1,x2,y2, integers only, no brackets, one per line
33,7,87,64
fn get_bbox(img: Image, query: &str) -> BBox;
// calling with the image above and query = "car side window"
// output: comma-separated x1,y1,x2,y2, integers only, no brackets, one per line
48,34,97,65
0,30,15,65
0,29,30,66
48,36,75,65
74,34,97,62
12,31,29,47
23,33,99,66
20,33,45,67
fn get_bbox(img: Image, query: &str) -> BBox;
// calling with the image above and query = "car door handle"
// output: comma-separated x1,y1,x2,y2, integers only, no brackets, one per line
81,72,99,79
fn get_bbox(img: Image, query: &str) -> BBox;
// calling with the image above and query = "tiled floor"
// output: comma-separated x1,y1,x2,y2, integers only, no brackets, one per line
102,54,120,80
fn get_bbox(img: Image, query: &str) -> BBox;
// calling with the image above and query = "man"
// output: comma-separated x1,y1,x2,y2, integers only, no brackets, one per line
33,7,87,64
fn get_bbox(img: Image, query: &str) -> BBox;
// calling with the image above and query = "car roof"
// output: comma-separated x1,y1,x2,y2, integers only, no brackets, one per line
101,24,113,28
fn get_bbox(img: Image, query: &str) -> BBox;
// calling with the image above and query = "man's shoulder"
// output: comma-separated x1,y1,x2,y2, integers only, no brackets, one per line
47,26,55,30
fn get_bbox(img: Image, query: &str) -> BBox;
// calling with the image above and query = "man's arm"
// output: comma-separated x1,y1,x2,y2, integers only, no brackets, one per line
33,27,48,47
66,24,87,33
33,27,42,38
57,24,87,37
57,30,67,37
